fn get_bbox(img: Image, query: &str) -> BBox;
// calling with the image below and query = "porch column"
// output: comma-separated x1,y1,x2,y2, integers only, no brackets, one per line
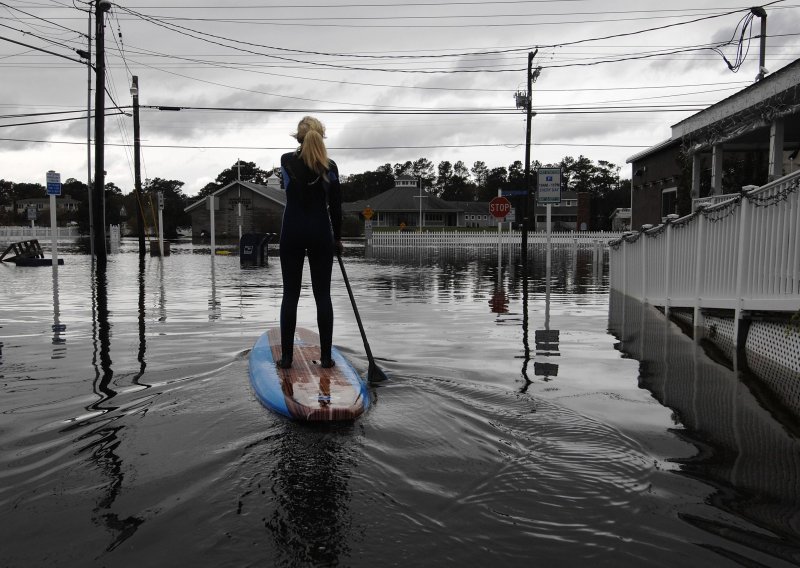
769,118,785,181
711,144,724,195
691,152,702,200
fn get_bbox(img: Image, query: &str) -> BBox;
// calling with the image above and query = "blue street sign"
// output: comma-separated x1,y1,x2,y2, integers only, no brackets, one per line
46,171,61,196
502,190,528,197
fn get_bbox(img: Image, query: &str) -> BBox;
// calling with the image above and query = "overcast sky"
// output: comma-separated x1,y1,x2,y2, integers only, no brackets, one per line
1,0,798,196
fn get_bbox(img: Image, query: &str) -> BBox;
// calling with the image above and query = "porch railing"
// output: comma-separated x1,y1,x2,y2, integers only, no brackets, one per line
368,230,623,248
609,170,800,343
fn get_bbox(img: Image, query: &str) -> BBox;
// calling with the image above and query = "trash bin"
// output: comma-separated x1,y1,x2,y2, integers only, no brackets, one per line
239,233,274,266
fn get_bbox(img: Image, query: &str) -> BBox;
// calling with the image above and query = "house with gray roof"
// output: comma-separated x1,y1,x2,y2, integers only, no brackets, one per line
184,178,285,242
343,176,493,228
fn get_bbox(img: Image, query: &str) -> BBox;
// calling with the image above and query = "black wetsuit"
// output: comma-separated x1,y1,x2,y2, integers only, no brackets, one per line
279,151,342,363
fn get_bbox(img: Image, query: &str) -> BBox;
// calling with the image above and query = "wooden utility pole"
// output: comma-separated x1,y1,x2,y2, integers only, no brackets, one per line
131,75,145,257
92,0,111,263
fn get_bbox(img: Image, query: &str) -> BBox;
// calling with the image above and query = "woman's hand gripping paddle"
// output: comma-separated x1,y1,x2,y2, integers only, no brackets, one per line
337,253,388,383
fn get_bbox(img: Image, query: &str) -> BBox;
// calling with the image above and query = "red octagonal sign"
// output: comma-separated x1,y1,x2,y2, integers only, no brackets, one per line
489,196,512,219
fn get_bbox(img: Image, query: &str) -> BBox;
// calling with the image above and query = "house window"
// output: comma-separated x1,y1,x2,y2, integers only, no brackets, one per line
661,187,677,218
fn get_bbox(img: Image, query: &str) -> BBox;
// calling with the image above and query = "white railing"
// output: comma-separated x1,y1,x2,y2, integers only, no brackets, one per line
610,170,800,332
0,226,81,240
368,230,622,248
692,192,740,211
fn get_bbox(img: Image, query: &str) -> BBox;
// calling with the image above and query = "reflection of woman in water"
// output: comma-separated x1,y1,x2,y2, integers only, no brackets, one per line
278,116,343,370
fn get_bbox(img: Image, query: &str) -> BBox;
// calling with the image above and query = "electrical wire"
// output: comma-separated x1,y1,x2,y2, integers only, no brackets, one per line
0,111,126,128
0,33,88,64
139,104,705,114
0,136,652,149
0,0,87,37
113,3,752,66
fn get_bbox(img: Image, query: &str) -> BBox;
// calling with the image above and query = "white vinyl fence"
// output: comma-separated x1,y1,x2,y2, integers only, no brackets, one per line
0,226,80,240
609,170,800,343
368,230,622,249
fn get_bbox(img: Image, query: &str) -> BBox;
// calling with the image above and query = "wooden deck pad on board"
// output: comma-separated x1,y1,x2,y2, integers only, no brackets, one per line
258,327,367,421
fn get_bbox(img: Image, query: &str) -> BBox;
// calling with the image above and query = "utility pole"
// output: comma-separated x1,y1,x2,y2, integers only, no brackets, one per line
92,0,111,263
752,6,768,82
131,75,145,257
516,49,539,267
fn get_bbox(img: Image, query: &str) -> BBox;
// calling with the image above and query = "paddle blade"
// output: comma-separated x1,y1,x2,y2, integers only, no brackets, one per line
367,362,389,383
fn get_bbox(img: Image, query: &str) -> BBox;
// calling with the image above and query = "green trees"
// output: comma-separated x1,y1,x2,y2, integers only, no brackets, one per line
197,160,273,198
340,163,394,202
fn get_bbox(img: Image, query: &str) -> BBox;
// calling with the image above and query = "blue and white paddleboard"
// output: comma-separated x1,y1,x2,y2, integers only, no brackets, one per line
249,327,370,421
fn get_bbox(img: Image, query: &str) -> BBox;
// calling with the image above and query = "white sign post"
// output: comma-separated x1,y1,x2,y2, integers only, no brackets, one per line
207,195,219,256
157,191,165,257
537,167,562,279
46,170,61,267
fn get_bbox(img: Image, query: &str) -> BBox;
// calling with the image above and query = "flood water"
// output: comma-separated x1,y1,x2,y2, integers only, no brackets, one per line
2,241,800,567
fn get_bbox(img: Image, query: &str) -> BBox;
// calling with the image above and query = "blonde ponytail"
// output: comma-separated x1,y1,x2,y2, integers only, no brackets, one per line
292,116,329,176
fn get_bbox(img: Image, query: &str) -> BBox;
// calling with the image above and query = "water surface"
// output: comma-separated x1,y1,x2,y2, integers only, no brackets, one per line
1,241,799,567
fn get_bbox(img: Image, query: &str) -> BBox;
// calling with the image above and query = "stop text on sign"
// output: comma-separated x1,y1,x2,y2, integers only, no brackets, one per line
489,196,512,219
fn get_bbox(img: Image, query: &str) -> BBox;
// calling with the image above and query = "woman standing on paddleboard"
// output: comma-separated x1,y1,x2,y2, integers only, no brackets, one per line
277,116,343,369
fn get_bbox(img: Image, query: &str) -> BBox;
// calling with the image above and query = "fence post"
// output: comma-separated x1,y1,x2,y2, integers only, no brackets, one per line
693,207,707,338
733,194,751,350
620,237,627,297
664,214,679,316
641,224,652,303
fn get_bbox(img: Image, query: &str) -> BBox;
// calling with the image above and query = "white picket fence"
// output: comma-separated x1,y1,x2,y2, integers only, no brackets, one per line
609,170,800,344
368,230,622,249
0,226,81,240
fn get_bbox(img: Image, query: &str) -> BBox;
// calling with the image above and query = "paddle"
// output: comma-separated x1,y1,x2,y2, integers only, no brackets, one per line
337,252,388,383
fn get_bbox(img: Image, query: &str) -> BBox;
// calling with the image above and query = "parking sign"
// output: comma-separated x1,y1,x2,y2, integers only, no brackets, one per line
46,170,61,196
537,167,561,204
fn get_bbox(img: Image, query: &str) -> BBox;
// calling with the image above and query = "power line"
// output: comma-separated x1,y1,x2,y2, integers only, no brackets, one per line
140,104,705,114
0,33,88,65
114,4,751,68
0,0,87,37
0,21,83,51
0,111,127,128
0,136,652,149
0,108,97,118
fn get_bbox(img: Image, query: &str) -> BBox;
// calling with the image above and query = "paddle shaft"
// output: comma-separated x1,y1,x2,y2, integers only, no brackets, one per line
336,254,377,367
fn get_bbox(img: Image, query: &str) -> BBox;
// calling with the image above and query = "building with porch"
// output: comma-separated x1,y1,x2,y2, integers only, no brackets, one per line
16,196,80,214
184,178,285,242
628,58,800,228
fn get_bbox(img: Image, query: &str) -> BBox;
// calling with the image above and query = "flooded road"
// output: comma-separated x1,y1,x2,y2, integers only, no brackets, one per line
1,241,799,567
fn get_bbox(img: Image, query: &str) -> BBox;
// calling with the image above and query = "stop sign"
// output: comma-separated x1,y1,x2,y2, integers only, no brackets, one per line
489,196,512,219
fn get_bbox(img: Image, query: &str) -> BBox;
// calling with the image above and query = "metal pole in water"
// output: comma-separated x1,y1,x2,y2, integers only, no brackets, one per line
157,191,164,257
50,194,58,267
546,203,552,282
209,195,216,256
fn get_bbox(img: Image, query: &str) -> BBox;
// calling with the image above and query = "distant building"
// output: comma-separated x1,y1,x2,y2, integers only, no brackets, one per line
628,57,800,228
450,201,494,227
184,178,285,242
609,208,632,231
16,196,80,213
533,190,579,231
343,176,494,228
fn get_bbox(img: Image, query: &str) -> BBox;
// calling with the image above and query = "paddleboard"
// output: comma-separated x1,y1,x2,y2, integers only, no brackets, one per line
249,327,370,421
